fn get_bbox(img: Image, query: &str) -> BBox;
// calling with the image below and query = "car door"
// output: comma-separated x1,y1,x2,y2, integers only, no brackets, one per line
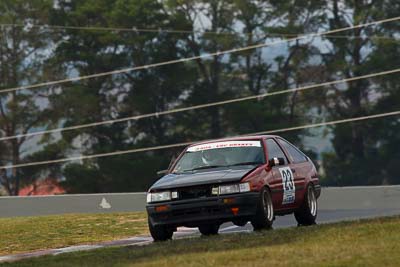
265,138,291,209
277,138,309,208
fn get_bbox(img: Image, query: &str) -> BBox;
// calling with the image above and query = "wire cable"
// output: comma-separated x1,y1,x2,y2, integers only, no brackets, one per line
0,23,224,34
1,67,398,142
1,16,399,94
1,110,399,170
1,22,398,40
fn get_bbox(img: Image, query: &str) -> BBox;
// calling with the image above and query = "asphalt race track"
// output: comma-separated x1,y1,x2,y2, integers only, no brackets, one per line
1,186,400,218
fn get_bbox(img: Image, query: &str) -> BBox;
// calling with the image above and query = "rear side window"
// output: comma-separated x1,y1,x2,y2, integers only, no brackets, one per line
278,139,308,164
266,139,288,165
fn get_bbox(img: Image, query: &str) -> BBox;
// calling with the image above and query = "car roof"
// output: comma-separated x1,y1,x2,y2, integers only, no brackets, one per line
186,135,281,148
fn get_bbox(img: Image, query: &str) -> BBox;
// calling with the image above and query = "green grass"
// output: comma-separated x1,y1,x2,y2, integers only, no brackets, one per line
0,212,148,256
2,216,400,267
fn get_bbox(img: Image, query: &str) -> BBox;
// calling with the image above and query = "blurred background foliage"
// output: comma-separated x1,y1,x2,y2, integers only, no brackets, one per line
0,0,399,195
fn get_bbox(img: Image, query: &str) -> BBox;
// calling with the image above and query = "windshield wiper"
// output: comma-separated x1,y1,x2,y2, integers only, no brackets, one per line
186,165,225,172
228,161,263,167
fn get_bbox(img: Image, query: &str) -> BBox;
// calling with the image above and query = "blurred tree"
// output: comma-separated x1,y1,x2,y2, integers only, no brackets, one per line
166,0,238,139
48,0,195,192
0,0,54,195
320,0,400,185
225,0,326,147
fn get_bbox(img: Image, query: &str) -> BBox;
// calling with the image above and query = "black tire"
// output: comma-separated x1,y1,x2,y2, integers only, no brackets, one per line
148,218,174,241
295,184,317,226
251,187,274,231
198,224,219,236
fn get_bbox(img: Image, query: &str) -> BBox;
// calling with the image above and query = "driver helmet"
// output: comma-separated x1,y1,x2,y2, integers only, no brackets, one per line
201,150,215,165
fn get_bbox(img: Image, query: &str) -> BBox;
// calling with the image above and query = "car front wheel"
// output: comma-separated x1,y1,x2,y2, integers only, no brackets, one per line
251,187,274,230
294,184,317,226
148,218,174,241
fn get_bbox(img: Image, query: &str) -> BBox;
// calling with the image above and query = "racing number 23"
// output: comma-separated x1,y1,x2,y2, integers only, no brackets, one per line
279,167,295,204
282,169,294,190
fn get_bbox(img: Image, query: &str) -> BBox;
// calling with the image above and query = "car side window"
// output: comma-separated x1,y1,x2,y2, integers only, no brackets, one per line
266,139,288,165
278,139,308,164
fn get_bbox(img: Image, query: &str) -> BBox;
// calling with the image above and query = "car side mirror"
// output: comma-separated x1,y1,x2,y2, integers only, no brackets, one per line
156,169,168,178
268,157,285,167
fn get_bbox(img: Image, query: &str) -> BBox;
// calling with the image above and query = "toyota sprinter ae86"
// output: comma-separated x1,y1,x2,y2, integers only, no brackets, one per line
146,135,321,241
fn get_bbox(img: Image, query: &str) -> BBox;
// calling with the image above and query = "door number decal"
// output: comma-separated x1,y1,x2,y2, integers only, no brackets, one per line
279,167,295,204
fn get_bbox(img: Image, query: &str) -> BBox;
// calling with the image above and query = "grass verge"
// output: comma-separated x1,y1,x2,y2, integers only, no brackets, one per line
0,212,148,256
2,215,400,267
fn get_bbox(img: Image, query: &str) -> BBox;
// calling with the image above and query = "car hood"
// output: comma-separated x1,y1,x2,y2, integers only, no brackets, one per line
150,165,257,190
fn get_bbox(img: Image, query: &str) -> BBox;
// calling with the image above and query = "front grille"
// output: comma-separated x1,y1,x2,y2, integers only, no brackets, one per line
171,206,222,217
178,185,212,200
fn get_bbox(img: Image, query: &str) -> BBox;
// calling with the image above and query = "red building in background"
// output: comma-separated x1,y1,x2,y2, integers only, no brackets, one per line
18,178,65,196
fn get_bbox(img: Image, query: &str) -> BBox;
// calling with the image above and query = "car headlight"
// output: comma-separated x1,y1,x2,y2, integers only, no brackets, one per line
212,182,251,195
147,191,171,203
219,184,240,194
146,190,178,203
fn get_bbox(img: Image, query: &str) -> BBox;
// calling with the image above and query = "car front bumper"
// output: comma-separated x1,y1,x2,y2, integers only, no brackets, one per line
146,192,259,227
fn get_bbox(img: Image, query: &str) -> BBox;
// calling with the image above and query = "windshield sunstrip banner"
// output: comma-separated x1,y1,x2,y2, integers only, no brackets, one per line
187,141,261,152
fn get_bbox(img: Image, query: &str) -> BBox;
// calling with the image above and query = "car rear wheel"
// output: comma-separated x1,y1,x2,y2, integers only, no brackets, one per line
251,187,274,231
198,224,220,236
294,184,317,226
148,219,174,241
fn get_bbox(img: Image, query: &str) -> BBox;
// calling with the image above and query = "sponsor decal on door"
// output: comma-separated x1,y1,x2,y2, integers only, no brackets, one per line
279,167,295,205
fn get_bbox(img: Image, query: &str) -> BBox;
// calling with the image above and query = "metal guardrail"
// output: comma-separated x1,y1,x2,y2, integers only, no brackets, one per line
0,185,399,218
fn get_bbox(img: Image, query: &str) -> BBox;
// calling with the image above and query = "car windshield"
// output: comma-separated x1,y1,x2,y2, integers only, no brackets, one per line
172,140,265,173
